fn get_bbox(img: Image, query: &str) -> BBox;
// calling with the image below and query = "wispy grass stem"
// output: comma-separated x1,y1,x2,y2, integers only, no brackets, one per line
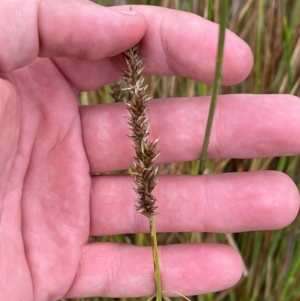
254,0,264,93
150,215,162,301
198,0,228,175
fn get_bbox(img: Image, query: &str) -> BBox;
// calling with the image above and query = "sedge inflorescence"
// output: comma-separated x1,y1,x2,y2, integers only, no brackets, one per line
122,44,160,218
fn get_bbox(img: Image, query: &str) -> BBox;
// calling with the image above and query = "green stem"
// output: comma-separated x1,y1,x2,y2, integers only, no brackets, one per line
150,215,162,301
254,0,264,93
198,0,228,175
283,17,292,92
206,0,213,21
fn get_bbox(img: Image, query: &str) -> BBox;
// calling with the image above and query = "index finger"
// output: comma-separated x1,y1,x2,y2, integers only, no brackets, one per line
0,0,147,73
53,5,253,91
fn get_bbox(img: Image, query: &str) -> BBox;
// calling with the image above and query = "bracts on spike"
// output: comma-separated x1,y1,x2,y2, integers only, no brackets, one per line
122,44,160,218
122,43,162,300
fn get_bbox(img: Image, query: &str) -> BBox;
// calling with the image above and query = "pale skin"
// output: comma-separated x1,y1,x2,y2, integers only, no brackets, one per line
0,1,299,300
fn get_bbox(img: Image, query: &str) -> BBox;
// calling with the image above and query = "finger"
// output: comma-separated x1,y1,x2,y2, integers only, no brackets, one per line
54,5,253,91
80,94,300,172
0,0,147,73
65,243,243,298
89,171,299,236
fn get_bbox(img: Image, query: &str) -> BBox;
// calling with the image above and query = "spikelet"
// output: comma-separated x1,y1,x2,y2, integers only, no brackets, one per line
110,81,125,103
122,44,160,218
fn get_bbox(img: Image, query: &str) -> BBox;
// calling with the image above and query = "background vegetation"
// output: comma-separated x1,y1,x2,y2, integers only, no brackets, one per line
65,0,300,300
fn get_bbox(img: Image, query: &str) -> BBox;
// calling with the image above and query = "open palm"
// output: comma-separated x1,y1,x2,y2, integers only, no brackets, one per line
0,2,299,301
2,57,91,300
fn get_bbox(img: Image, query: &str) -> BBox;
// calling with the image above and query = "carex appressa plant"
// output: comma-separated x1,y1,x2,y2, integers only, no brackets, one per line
123,44,160,217
122,43,162,299
110,81,124,103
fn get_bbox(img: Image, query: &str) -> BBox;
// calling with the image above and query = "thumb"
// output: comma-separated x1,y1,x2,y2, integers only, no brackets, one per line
0,77,20,214
0,0,147,73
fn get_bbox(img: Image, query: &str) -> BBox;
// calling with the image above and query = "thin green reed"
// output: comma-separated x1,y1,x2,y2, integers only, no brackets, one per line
198,0,228,175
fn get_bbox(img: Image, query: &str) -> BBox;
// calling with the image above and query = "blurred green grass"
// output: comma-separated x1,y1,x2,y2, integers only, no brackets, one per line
67,1,300,301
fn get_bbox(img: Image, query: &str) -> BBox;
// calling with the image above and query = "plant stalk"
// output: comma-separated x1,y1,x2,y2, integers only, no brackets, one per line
198,0,228,175
150,215,162,301
121,43,162,299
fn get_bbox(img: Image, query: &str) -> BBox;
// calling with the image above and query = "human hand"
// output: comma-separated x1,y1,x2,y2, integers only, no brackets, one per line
0,1,299,301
